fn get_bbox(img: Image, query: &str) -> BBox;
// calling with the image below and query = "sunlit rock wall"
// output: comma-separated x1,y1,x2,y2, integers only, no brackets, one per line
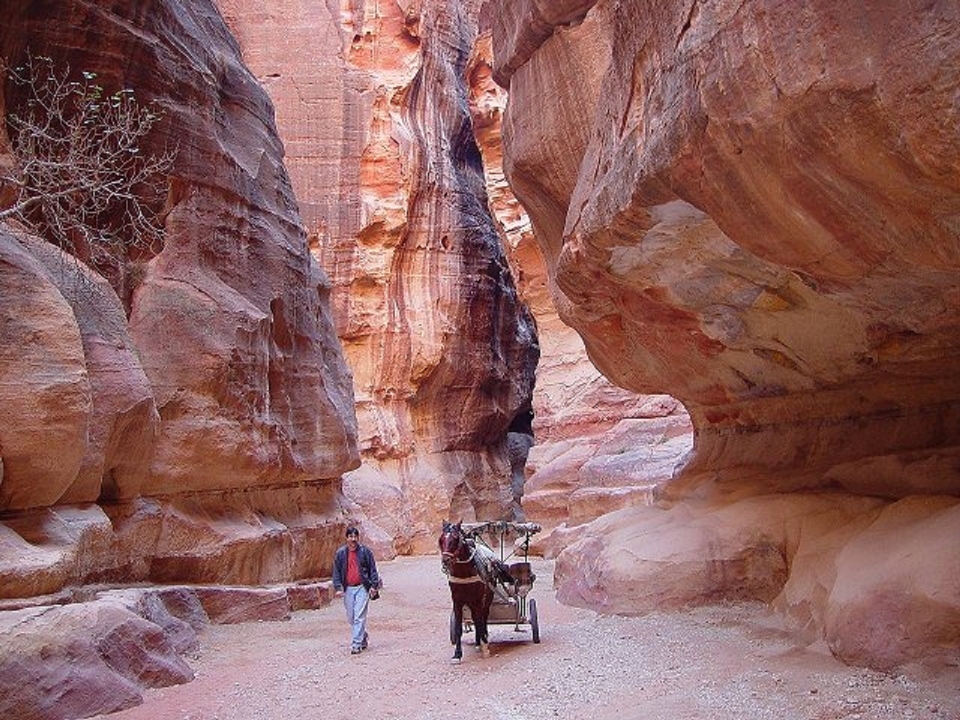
466,30,694,536
492,0,960,672
219,0,539,553
0,0,358,597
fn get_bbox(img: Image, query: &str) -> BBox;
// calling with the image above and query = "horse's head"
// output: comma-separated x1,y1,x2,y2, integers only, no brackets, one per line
439,520,468,572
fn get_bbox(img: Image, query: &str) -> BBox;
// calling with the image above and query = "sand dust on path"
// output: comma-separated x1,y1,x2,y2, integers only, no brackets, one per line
96,556,959,720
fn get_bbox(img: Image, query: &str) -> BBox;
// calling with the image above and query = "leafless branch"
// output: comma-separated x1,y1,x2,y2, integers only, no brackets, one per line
1,51,176,292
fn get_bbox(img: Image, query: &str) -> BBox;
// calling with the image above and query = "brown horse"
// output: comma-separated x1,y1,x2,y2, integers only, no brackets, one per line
439,521,494,663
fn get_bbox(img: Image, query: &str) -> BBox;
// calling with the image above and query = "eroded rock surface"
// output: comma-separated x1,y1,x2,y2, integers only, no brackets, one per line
0,0,357,596
494,0,960,493
493,0,960,671
467,29,694,535
555,494,960,672
219,0,539,552
0,582,330,720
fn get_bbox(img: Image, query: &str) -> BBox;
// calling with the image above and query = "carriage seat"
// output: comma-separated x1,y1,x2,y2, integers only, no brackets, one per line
509,562,536,596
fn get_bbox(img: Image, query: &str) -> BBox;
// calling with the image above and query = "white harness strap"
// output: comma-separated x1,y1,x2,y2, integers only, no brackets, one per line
447,575,483,584
441,531,481,585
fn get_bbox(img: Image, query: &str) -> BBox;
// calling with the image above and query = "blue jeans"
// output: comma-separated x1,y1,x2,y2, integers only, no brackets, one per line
343,585,369,649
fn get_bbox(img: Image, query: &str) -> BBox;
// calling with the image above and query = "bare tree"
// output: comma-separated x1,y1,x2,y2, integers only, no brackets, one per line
0,52,175,296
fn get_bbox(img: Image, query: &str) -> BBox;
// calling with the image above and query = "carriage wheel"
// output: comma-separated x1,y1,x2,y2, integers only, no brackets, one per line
529,598,540,643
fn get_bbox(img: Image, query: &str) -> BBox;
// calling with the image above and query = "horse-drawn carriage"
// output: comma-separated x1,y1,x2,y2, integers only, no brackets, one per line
439,520,542,661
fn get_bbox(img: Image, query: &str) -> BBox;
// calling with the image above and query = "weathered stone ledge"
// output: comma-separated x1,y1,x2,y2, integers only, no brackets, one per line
0,580,332,720
0,487,349,600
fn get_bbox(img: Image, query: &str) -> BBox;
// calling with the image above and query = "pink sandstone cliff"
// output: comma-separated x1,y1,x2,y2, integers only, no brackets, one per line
2,4,958,717
217,0,686,551
217,0,539,553
491,0,960,672
0,0,358,597
467,30,694,535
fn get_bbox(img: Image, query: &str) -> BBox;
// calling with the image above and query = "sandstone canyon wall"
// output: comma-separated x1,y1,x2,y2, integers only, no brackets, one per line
2,4,956,713
467,30,694,536
0,0,359,598
217,0,539,553
492,0,960,672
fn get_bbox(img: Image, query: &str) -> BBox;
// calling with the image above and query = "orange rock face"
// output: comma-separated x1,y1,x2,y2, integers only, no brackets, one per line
492,0,960,671
468,30,694,534
0,232,94,510
220,0,539,551
494,0,960,493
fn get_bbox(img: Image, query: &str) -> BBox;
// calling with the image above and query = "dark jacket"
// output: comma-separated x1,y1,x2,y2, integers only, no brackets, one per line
332,543,381,592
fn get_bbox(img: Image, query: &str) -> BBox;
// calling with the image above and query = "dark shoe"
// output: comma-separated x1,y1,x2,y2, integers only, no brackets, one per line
361,633,369,650
351,646,361,655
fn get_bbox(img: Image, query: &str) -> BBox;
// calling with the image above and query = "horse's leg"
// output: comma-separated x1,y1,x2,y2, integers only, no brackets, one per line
478,608,490,658
470,601,482,651
451,598,463,664
476,588,491,658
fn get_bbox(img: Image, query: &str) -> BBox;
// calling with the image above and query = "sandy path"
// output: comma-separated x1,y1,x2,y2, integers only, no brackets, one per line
96,556,958,720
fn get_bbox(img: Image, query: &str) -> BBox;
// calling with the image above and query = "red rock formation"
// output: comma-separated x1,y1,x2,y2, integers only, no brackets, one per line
0,0,358,597
0,581,331,720
0,231,94,509
0,599,194,719
219,0,539,552
492,0,960,671
494,0,960,493
467,30,693,534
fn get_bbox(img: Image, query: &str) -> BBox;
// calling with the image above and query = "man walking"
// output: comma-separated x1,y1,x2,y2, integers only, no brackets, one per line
332,526,382,654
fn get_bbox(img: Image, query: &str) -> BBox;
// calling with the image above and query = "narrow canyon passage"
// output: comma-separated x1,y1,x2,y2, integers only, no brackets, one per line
95,556,958,720
2,5,959,717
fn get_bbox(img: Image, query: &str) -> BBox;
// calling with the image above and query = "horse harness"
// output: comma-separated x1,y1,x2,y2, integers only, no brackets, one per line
442,535,484,585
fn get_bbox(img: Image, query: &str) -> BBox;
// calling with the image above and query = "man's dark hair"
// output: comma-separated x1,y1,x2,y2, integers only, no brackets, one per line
346,526,359,537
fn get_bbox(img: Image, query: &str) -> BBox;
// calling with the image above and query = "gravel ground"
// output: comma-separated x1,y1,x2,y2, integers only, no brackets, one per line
96,556,959,720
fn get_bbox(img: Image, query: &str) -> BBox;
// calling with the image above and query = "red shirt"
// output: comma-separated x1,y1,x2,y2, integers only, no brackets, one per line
345,547,363,586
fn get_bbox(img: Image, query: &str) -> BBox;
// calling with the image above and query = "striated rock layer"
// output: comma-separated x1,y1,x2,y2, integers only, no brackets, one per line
219,0,539,552
493,0,960,671
0,0,358,598
467,30,694,535
0,581,331,720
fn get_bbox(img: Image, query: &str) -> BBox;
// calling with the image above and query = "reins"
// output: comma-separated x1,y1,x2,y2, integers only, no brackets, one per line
441,531,481,583
440,529,476,562
441,546,476,564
